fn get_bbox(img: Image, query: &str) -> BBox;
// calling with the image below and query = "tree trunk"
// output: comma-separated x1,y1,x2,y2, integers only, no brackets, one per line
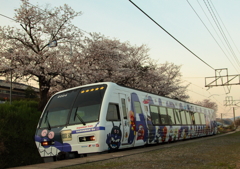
38,76,50,111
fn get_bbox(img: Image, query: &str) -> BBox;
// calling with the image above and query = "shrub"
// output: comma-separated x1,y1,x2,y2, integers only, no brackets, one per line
0,100,43,169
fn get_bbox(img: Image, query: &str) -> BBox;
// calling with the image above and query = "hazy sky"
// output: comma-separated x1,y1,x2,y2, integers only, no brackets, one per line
1,0,240,118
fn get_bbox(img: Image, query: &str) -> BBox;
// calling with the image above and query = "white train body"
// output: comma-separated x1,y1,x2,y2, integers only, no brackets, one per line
35,82,217,161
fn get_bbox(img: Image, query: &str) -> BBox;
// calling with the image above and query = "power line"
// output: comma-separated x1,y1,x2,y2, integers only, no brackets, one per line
196,0,228,56
184,77,205,79
0,1,41,24
197,0,240,73
183,79,228,112
204,0,240,71
209,0,240,69
187,88,227,113
0,13,18,23
0,2,91,37
25,1,91,37
190,1,240,99
206,0,240,68
25,1,44,11
187,89,206,98
187,0,240,73
129,0,215,70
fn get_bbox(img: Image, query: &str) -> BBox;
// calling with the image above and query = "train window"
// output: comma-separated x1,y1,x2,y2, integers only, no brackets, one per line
200,113,206,125
44,109,69,127
144,105,148,112
185,111,192,125
134,102,142,114
106,104,120,121
150,105,160,125
167,108,175,125
68,86,107,125
194,113,201,125
174,109,181,125
180,110,187,125
69,104,100,125
190,112,195,125
40,89,79,128
159,107,169,124
121,98,127,119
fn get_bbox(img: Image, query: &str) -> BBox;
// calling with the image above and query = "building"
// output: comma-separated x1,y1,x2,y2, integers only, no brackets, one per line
0,79,39,100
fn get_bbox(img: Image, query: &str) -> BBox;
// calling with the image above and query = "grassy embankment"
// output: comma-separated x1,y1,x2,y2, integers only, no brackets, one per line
62,130,240,169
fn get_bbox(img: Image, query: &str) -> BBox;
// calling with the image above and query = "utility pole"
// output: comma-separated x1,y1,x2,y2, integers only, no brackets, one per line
233,107,236,127
223,96,239,128
10,67,12,104
221,113,222,123
8,48,14,105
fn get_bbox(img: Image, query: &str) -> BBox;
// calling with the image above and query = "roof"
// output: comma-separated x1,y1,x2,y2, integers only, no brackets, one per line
0,79,38,91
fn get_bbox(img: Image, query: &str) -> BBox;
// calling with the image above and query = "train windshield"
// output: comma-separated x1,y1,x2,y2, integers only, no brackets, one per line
39,85,107,129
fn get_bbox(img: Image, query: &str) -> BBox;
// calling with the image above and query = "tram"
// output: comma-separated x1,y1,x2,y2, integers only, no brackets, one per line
35,82,217,162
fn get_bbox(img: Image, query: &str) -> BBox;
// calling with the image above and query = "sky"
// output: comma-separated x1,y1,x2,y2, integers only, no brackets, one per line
0,0,240,118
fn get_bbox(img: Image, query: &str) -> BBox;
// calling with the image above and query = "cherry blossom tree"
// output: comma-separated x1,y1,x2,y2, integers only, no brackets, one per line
54,32,189,100
0,0,189,111
54,33,155,90
127,61,189,100
195,99,218,116
0,0,83,110
153,62,189,100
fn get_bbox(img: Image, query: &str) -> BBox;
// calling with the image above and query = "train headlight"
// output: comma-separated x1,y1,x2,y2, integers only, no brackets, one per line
41,141,55,146
79,136,95,142
41,141,48,146
61,130,72,141
90,136,95,141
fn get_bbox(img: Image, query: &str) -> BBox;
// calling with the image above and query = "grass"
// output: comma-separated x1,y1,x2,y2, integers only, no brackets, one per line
61,131,240,169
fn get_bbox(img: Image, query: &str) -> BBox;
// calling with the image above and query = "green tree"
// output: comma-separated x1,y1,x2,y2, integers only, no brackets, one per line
25,86,38,98
235,118,240,126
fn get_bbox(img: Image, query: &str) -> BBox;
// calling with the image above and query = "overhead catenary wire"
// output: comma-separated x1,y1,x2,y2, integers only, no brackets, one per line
129,0,228,116
187,0,240,73
0,1,45,25
0,2,91,38
0,13,19,23
221,107,234,117
198,0,240,73
204,0,240,71
189,78,233,109
25,1,92,37
210,1,240,57
183,79,228,113
129,0,215,70
187,88,227,117
209,0,240,69
206,0,240,68
196,0,229,56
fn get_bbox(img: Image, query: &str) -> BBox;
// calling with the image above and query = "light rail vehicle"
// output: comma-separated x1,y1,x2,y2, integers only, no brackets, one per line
34,82,217,162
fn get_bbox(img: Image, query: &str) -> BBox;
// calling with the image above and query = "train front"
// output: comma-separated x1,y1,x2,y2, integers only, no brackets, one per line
34,84,107,162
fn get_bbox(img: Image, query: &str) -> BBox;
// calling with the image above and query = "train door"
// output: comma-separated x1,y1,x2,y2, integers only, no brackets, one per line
118,93,131,145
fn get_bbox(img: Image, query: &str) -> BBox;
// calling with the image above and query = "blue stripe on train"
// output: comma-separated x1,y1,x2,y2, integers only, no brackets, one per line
72,126,105,134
